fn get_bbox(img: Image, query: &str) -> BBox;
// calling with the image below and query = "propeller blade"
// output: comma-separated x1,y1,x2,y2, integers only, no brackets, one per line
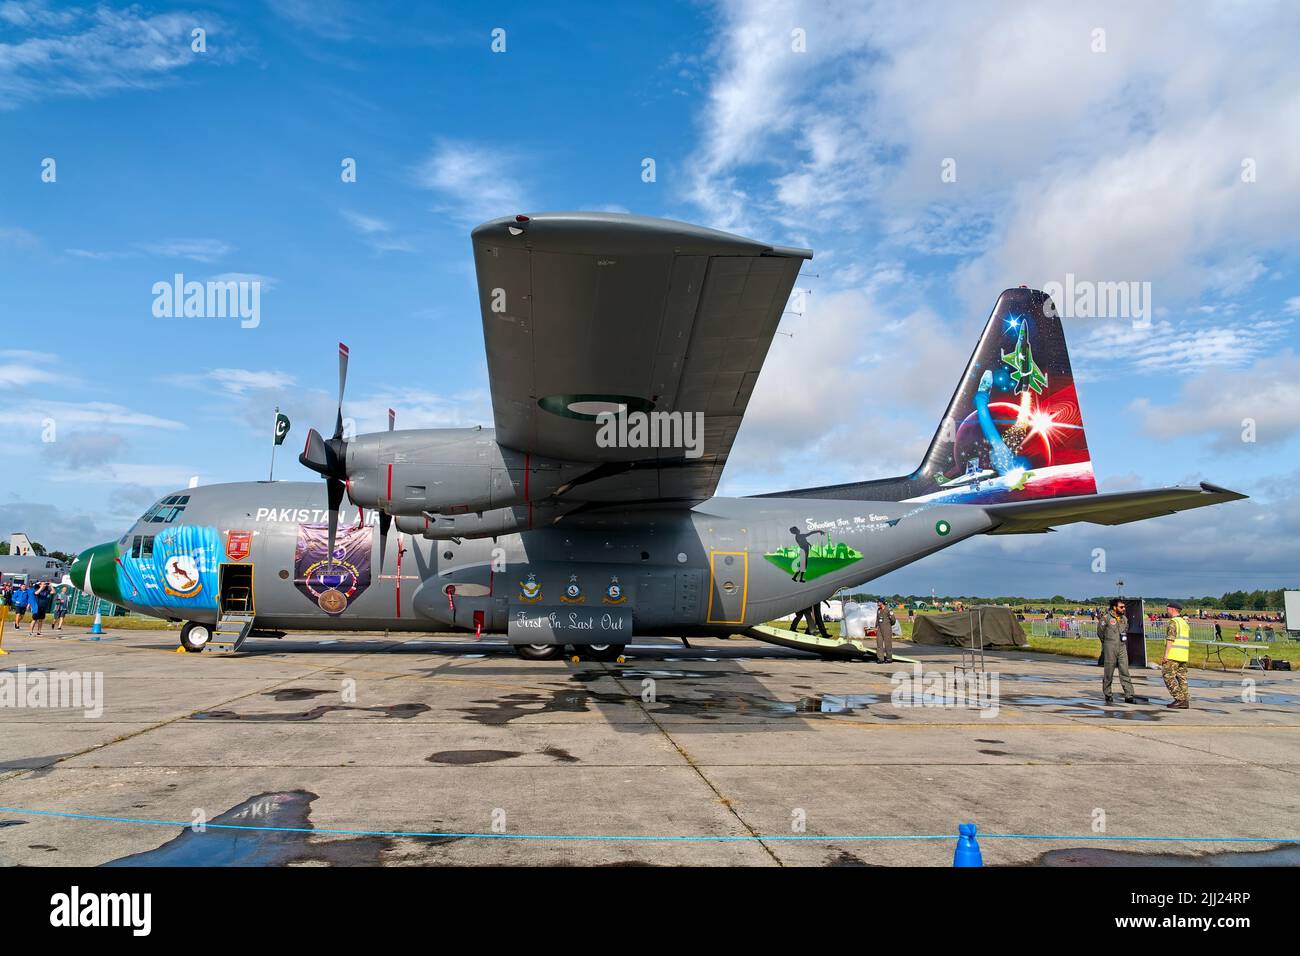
325,476,344,567
299,427,330,476
378,510,392,573
334,342,350,440
388,407,395,432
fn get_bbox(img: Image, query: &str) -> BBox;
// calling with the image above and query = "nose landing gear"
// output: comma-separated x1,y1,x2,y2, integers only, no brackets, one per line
179,621,211,653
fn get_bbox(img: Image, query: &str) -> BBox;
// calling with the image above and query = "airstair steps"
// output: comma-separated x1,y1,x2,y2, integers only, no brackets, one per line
205,613,255,654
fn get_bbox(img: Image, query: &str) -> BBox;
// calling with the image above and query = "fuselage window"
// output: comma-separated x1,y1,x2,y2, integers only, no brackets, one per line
141,536,154,558
131,535,143,559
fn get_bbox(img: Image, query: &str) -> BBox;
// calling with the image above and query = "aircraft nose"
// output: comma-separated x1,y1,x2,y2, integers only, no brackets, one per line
70,541,123,604
69,550,87,589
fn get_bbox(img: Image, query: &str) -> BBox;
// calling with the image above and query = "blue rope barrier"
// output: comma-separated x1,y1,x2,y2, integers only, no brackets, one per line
1,807,1297,844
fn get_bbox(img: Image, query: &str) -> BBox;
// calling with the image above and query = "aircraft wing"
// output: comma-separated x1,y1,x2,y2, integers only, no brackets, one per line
472,212,811,502
984,482,1247,534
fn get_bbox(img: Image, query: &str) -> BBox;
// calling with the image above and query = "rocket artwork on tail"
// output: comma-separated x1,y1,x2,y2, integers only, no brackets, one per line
765,286,1099,505
906,286,1097,505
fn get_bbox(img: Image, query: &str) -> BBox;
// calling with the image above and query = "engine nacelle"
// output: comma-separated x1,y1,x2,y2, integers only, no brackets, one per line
393,503,563,540
345,427,585,517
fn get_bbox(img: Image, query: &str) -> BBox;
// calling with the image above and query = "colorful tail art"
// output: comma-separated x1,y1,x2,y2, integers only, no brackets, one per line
764,287,1098,505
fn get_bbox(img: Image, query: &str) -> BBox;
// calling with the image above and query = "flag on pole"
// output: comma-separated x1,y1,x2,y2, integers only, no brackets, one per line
274,411,291,446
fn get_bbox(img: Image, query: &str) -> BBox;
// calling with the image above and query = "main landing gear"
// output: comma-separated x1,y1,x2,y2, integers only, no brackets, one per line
513,643,627,662
514,643,567,661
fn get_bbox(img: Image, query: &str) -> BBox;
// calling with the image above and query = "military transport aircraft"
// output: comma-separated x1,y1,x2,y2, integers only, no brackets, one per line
69,212,1245,660
0,532,68,586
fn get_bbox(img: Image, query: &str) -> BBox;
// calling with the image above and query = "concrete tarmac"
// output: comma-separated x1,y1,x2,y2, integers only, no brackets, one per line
1,625,1298,866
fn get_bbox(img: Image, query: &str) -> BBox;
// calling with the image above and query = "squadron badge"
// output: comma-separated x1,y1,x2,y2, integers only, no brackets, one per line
519,573,543,603
561,574,585,604
602,575,626,604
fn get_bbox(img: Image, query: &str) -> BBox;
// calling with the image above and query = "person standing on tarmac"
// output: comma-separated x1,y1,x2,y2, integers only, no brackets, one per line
875,598,897,663
1099,598,1139,704
1162,600,1192,709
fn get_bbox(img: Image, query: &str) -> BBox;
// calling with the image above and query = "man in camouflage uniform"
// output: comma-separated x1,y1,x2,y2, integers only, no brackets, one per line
1162,600,1192,709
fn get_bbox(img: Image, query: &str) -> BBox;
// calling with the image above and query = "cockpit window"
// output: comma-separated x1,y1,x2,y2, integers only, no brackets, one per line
140,495,189,524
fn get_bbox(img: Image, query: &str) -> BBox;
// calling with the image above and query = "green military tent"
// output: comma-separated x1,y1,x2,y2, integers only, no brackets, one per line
910,607,1028,649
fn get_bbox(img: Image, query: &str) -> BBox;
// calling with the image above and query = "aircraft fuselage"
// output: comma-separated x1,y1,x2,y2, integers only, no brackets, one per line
74,480,989,641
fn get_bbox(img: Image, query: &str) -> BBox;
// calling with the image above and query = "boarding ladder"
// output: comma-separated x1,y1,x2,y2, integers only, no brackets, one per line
205,613,255,654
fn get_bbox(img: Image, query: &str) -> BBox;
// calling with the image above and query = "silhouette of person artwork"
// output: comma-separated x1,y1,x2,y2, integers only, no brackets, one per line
788,526,826,582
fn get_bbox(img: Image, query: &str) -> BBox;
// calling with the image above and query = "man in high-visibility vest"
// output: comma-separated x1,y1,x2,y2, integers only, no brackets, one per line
1162,600,1192,709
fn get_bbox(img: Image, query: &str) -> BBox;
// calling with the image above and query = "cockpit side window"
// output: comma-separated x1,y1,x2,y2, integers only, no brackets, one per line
140,496,189,524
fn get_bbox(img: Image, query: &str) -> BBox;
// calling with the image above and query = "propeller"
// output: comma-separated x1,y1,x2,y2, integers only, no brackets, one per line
376,407,395,572
299,345,400,575
299,342,350,566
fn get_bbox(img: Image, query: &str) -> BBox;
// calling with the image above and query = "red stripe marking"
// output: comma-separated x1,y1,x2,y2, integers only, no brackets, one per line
386,463,392,503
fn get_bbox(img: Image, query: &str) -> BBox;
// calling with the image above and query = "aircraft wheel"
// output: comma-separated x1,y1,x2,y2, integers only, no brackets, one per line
515,643,565,661
179,621,212,653
577,643,626,662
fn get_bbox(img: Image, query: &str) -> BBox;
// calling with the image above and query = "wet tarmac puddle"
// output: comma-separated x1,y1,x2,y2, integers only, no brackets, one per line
103,790,457,866
454,687,882,725
426,745,582,764
427,749,522,764
190,702,429,721
1037,844,1300,866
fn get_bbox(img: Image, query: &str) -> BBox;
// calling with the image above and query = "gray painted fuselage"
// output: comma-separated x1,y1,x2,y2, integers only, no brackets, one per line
103,479,988,637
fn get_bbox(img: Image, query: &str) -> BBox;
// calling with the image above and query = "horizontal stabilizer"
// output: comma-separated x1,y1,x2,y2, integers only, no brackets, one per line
984,482,1247,534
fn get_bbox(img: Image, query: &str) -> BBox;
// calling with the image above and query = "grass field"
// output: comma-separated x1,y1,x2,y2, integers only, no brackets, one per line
771,614,1298,672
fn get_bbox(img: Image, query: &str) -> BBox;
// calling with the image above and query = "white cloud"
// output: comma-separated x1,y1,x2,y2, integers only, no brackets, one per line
138,238,233,263
413,138,531,225
209,272,277,289
340,210,415,253
0,400,186,431
688,1,1300,310
42,429,128,470
207,368,296,395
0,3,238,110
50,463,198,487
0,348,63,388
0,362,61,387
344,388,491,433
722,287,966,494
1072,314,1294,374
1134,350,1300,450
0,224,39,247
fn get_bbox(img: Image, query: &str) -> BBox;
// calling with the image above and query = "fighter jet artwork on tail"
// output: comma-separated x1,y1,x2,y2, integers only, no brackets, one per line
70,213,1246,660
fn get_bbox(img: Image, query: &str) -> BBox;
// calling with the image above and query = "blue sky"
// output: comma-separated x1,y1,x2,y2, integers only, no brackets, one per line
1,0,1298,598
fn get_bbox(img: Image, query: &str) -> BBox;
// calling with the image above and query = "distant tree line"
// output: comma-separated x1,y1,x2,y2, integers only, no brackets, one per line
842,589,1293,611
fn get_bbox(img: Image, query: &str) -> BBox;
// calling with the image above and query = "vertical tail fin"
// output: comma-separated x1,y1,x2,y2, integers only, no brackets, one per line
763,287,1097,504
914,287,1096,503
